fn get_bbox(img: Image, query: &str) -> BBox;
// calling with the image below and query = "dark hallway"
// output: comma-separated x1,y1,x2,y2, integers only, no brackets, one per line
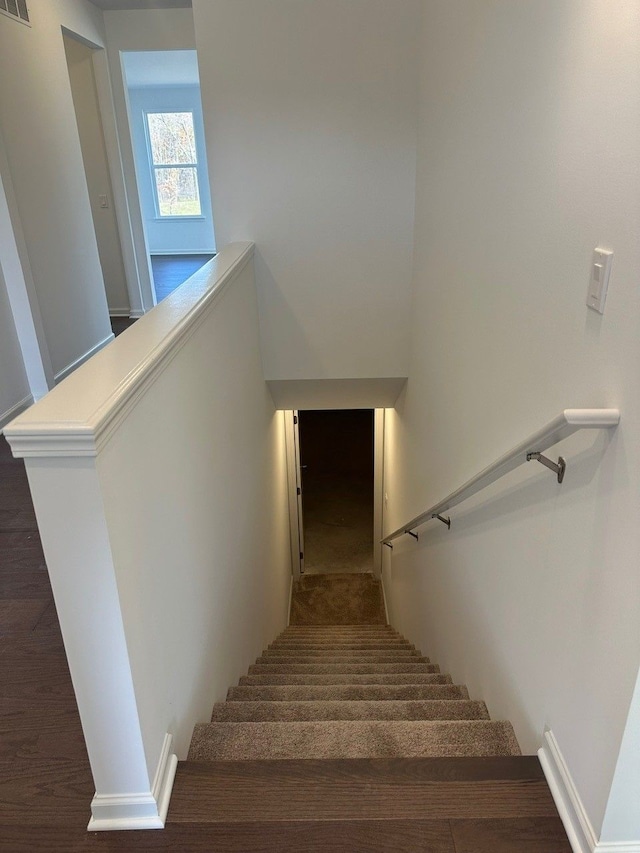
298,409,374,575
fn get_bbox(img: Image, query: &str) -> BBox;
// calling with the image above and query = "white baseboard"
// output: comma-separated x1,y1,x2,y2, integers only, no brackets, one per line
596,844,640,852
54,333,115,385
539,728,598,853
129,309,145,319
109,308,132,317
88,733,178,832
287,574,293,625
380,569,390,625
149,250,215,257
0,394,33,433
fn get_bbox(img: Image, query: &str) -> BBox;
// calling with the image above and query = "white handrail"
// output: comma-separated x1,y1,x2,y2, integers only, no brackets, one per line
382,408,620,545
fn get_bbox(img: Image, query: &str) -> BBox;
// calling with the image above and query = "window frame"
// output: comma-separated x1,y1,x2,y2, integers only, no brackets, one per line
143,109,205,221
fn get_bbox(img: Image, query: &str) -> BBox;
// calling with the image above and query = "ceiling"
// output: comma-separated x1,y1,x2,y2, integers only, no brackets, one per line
87,1,191,11
122,50,199,88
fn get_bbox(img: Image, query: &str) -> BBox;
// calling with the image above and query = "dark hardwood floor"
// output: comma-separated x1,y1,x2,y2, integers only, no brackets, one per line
150,254,215,302
0,433,571,851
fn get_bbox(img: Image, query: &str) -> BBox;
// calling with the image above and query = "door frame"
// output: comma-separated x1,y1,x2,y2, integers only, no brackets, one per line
284,410,305,579
284,408,385,580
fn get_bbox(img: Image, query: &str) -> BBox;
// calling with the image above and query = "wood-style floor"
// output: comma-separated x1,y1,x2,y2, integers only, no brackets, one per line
150,254,215,302
0,433,571,851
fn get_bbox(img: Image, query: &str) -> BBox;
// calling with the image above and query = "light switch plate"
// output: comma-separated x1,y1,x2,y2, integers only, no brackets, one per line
587,248,613,314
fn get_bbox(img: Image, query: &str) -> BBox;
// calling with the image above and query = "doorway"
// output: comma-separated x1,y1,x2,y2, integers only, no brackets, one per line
121,50,216,303
294,409,376,576
63,32,131,318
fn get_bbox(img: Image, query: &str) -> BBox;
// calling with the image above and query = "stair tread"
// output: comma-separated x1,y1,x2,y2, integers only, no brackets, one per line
188,720,521,760
261,649,422,660
269,642,416,649
170,757,554,824
228,684,469,701
239,673,452,685
210,699,489,721
256,656,430,664
249,664,439,674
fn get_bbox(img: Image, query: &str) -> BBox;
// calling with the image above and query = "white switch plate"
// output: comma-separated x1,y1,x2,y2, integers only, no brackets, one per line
98,194,109,209
586,248,613,314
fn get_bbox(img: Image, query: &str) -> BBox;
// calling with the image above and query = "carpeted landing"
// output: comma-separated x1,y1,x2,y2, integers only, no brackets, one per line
288,571,386,625
188,575,520,762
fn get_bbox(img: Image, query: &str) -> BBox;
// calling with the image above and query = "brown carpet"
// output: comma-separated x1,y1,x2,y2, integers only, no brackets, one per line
189,720,520,761
289,572,386,625
188,573,519,763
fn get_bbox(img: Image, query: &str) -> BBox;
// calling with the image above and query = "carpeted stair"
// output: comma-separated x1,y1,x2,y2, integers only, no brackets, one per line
188,575,520,761
176,575,569,850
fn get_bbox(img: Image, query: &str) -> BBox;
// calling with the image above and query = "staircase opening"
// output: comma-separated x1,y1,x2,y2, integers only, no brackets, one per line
296,409,375,576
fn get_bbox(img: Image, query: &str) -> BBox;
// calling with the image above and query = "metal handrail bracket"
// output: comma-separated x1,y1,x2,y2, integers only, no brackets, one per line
382,408,619,545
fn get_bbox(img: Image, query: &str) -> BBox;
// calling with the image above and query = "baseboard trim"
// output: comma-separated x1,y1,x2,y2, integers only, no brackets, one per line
149,251,216,257
129,309,144,319
54,333,115,385
539,728,598,853
380,570,390,625
88,733,177,832
0,394,34,433
287,574,293,625
596,844,640,852
108,309,131,317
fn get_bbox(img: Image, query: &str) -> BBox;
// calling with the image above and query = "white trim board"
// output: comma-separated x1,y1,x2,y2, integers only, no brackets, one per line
109,309,132,318
0,394,33,433
380,568,390,626
88,732,178,832
538,729,640,853
54,333,115,385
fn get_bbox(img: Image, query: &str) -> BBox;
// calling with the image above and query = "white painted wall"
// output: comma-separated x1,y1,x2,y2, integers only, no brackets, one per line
96,252,291,767
126,84,215,255
0,128,52,400
103,9,198,311
0,0,113,379
64,33,130,316
193,0,420,381
5,244,291,827
382,0,640,843
0,264,31,428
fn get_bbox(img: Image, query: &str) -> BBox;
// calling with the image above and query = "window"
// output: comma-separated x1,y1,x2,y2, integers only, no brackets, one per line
146,111,202,217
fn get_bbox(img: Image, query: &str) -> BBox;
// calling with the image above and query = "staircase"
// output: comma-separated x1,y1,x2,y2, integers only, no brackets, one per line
170,575,569,850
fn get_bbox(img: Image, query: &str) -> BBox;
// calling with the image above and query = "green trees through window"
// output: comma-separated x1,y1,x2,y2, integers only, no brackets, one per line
146,112,202,216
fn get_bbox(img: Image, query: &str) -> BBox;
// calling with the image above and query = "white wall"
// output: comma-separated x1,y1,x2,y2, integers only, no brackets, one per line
193,0,420,381
0,264,31,428
5,244,291,827
103,9,198,312
383,0,640,843
126,84,215,255
96,252,291,766
64,34,130,316
0,0,113,378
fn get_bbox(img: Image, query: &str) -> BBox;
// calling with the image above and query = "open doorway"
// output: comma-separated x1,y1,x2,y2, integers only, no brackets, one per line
293,409,377,576
63,32,131,319
121,50,216,303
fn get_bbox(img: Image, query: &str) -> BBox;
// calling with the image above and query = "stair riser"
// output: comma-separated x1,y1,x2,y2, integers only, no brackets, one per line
280,628,396,635
270,642,415,649
249,664,439,675
188,720,521,761
279,625,401,637
210,700,490,722
257,657,430,666
262,649,423,658
227,685,469,701
239,674,452,686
